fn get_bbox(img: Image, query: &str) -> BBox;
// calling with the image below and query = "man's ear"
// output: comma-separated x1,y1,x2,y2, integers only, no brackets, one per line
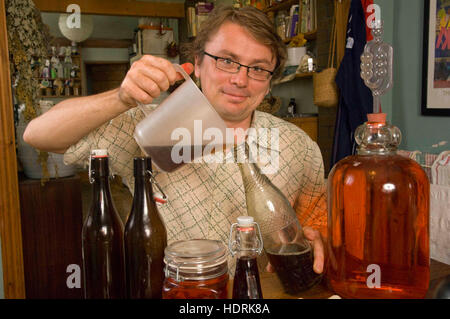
194,55,201,79
264,84,271,96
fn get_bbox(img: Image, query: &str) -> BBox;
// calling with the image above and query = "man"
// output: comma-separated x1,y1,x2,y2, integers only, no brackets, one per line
24,6,326,275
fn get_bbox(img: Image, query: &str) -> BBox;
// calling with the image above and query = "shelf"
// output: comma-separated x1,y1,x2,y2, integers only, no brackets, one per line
283,31,317,44
295,72,314,78
36,77,81,80
263,0,298,13
38,95,83,98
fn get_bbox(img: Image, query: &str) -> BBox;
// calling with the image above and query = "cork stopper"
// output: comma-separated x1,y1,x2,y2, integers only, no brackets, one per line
367,113,387,123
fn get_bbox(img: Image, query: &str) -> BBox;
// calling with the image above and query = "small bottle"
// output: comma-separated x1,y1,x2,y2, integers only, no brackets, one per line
124,157,167,299
229,216,263,299
82,149,126,299
287,98,297,117
237,143,322,294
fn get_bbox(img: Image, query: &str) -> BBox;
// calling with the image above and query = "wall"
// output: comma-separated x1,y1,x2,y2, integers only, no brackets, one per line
378,0,449,153
391,0,449,153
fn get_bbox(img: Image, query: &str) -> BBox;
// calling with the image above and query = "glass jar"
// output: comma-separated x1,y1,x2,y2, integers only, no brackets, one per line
162,239,229,299
327,114,430,299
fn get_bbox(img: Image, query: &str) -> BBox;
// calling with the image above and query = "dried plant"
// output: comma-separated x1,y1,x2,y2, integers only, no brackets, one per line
6,0,53,183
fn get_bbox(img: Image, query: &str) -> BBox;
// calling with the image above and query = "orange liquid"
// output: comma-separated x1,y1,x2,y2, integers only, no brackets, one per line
162,273,229,299
327,154,430,299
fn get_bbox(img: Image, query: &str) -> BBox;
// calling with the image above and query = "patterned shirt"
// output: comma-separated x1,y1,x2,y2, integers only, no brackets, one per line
64,107,327,270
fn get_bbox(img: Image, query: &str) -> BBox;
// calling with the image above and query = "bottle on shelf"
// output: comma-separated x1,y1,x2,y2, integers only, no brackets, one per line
124,157,167,299
82,149,126,299
229,216,264,299
286,98,297,117
63,47,72,80
237,143,322,294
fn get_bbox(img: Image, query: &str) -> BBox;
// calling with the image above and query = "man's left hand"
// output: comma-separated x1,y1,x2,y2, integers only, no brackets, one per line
303,226,325,274
265,226,325,274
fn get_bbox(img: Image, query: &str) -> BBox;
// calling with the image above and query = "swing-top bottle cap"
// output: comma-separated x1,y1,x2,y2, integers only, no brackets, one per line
237,216,254,227
91,149,108,158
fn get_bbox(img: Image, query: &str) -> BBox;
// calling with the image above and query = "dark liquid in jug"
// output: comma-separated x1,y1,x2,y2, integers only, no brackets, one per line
232,256,263,299
266,244,321,294
142,144,228,172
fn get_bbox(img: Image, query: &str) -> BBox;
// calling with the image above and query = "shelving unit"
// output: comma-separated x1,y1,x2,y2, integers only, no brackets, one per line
295,72,314,78
35,53,83,98
263,0,298,13
264,0,318,84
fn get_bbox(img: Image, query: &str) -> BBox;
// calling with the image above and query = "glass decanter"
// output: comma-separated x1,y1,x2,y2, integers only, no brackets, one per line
327,114,430,299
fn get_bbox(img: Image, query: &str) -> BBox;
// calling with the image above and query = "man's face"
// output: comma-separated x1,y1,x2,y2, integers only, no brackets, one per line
194,22,276,125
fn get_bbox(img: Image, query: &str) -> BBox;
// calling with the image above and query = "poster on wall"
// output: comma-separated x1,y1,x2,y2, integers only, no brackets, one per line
422,0,450,116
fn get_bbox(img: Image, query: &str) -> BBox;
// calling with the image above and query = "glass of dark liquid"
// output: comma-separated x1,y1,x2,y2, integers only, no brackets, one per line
266,243,322,294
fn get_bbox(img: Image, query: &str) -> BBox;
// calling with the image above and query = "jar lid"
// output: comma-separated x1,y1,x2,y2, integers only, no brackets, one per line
164,239,228,282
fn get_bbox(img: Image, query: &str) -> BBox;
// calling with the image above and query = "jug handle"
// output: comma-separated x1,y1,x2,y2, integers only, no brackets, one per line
136,63,191,115
173,64,192,82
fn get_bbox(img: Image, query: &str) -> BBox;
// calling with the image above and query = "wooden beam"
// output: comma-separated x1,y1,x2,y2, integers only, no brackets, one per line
33,0,185,18
0,0,26,299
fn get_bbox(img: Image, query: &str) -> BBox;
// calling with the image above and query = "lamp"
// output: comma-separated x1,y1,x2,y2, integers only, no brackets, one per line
58,14,94,43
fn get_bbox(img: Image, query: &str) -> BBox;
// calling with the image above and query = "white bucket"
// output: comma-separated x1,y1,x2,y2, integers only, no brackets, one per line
286,47,307,67
16,101,76,179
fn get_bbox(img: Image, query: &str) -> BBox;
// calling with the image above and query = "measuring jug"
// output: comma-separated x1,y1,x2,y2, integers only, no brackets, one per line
134,64,229,172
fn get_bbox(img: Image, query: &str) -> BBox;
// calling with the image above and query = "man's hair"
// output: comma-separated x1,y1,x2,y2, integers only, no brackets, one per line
184,5,287,81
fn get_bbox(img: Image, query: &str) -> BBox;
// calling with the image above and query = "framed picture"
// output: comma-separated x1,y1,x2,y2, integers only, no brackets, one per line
421,0,450,116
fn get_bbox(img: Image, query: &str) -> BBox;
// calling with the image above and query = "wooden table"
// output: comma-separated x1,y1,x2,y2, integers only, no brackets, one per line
234,259,450,299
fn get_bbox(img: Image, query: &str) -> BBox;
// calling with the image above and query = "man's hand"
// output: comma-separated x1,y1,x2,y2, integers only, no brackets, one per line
118,55,194,108
266,226,325,274
303,226,325,274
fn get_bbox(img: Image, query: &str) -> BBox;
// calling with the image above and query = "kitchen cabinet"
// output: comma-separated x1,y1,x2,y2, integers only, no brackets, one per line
18,175,83,299
283,116,318,142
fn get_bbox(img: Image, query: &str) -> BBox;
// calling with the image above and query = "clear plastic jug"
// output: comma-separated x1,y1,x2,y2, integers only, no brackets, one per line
134,64,230,172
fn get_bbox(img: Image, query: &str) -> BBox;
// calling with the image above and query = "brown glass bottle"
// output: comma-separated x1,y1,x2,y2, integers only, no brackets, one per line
124,157,167,299
82,150,125,299
327,115,430,298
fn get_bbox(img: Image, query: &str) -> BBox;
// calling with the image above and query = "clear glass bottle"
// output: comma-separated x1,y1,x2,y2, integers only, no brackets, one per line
124,157,167,299
237,143,322,294
327,114,430,299
82,149,126,299
162,239,229,299
229,216,263,299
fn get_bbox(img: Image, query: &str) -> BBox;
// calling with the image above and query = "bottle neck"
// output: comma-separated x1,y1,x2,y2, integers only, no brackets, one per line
90,176,115,217
90,157,115,216
131,173,156,219
235,226,260,259
354,120,401,155
238,159,269,192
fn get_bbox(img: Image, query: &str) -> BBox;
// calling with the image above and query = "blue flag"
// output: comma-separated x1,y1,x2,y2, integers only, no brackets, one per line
331,0,373,167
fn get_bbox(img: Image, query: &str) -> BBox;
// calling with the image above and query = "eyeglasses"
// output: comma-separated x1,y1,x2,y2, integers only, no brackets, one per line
203,51,274,81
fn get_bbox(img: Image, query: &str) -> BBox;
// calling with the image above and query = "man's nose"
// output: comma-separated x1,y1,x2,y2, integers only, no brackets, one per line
230,66,249,87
